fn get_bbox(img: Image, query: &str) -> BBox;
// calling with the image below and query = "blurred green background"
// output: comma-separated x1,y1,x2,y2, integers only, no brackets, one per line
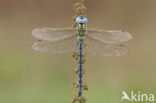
0,0,156,103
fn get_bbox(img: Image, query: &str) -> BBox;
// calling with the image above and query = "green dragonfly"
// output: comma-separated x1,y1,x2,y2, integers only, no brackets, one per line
32,15,132,98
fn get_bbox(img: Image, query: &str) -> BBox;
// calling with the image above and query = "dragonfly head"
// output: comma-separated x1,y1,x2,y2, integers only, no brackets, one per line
75,15,88,24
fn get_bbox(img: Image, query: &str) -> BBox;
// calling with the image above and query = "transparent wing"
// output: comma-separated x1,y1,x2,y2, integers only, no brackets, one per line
32,27,77,42
32,36,77,54
86,28,132,44
85,36,128,56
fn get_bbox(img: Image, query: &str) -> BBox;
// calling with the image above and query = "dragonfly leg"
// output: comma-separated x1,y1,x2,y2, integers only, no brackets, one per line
73,22,78,28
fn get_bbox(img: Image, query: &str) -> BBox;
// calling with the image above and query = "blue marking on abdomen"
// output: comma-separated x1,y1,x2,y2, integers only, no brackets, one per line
79,40,83,45
79,71,83,74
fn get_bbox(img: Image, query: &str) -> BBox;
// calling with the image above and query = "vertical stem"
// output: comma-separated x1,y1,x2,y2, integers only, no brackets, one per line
72,0,87,103
78,0,81,15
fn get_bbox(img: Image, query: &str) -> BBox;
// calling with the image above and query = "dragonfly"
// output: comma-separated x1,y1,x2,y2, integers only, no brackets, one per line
32,15,132,97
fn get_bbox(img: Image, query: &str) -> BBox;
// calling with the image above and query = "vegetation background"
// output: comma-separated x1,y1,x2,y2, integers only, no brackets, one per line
0,0,156,103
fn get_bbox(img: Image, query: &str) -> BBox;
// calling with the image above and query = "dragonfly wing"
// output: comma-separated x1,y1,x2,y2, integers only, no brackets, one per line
86,28,132,44
32,36,77,54
32,27,77,42
85,36,128,56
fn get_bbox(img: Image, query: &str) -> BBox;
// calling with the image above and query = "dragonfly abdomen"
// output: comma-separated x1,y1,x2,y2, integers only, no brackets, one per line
78,40,84,97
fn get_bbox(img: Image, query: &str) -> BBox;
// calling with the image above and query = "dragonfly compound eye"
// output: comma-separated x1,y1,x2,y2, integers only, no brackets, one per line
76,16,88,24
